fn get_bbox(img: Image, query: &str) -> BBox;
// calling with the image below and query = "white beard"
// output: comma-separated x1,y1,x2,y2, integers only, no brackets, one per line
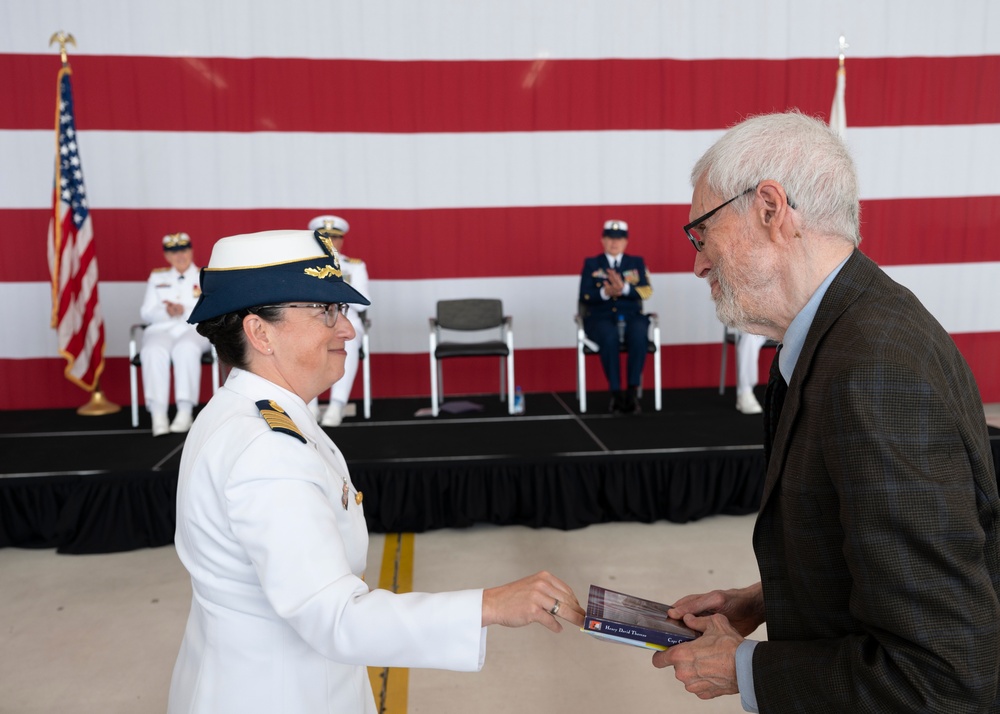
709,227,777,333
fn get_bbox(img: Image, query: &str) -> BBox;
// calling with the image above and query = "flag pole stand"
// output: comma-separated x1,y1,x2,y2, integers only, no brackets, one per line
77,388,121,416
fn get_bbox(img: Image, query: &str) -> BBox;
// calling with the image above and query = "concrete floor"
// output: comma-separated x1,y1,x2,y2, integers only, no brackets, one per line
0,515,763,714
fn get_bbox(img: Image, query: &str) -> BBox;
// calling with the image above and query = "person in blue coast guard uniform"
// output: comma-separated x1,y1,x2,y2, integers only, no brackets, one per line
168,229,584,714
578,219,654,414
305,214,369,427
139,232,210,436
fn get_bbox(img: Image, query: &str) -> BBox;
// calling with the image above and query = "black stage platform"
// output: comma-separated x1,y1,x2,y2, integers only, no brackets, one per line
2,388,998,554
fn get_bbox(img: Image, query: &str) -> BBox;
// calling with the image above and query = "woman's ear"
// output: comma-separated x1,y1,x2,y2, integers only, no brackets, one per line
243,314,273,355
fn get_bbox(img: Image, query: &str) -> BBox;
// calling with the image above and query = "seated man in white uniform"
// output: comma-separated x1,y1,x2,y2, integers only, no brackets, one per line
306,215,370,426
139,232,211,436
734,330,767,414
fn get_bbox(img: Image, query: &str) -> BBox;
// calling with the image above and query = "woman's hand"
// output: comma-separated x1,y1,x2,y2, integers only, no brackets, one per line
482,571,585,633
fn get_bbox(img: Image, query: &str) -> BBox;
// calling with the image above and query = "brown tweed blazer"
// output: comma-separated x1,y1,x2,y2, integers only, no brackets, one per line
752,250,1000,712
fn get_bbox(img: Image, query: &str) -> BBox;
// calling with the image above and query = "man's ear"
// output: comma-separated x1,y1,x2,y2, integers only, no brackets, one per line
756,181,793,233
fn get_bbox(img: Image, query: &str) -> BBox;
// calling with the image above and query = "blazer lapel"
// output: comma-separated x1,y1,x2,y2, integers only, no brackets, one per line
758,250,875,510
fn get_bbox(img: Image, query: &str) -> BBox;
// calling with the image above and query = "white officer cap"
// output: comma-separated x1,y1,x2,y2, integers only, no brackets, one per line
162,232,192,251
307,215,349,236
188,229,370,323
602,220,628,238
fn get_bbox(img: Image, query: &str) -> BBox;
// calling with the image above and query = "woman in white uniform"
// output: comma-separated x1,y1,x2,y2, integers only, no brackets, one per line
167,229,584,714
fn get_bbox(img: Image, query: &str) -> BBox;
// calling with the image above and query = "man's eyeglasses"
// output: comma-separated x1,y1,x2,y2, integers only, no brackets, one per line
257,302,350,328
683,188,755,252
683,187,797,252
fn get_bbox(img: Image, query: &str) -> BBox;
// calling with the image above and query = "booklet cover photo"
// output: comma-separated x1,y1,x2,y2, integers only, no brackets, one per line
582,584,700,651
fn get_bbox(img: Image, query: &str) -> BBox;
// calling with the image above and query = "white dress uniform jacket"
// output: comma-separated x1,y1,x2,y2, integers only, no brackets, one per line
168,368,486,714
140,264,203,330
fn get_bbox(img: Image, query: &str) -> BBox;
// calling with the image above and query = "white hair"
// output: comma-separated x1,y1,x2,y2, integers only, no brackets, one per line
691,111,861,247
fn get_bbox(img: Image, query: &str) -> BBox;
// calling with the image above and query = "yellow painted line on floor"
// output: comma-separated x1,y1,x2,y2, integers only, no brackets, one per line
368,532,414,714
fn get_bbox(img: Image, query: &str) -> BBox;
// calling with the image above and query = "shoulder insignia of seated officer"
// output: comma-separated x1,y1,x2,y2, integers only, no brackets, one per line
151,267,170,273
345,256,364,264
635,285,653,300
255,399,307,443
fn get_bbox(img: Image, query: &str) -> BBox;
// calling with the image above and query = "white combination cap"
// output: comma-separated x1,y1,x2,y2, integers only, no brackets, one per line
307,214,349,236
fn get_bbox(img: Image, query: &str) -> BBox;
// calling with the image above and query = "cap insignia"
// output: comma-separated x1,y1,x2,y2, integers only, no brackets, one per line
304,264,343,279
313,229,343,261
311,229,343,277
163,233,191,249
255,399,306,443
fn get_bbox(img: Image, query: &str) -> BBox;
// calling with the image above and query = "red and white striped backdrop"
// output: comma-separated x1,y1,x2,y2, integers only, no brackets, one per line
3,1,1000,409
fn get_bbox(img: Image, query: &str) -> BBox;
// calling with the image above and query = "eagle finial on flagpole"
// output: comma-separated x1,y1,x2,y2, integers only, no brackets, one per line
49,31,76,66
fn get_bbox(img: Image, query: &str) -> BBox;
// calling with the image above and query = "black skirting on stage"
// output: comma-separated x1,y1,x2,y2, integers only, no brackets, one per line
2,389,997,554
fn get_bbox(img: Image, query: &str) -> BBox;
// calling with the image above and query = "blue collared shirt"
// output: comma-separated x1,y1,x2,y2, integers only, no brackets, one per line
734,253,850,713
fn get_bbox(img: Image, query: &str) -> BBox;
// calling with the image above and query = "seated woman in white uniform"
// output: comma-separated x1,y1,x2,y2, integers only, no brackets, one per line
168,229,584,714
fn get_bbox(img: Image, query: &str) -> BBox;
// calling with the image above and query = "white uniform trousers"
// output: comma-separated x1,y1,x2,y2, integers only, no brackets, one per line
327,309,366,406
141,323,211,416
736,331,768,395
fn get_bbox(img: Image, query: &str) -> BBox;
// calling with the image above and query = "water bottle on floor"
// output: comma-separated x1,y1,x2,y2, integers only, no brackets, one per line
513,386,526,415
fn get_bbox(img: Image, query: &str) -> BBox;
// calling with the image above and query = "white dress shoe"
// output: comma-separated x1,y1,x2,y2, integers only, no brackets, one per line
152,413,171,437
736,391,763,415
320,402,343,427
169,410,194,433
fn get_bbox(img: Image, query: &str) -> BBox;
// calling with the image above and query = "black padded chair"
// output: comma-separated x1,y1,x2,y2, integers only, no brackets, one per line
429,299,514,416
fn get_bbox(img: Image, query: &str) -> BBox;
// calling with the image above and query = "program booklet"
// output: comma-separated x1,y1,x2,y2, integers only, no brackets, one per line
582,584,700,651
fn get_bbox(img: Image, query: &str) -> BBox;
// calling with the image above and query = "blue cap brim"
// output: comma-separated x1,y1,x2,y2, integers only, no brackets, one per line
188,258,370,324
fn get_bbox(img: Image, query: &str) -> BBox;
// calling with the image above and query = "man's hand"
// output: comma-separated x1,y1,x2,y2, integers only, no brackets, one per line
603,269,625,297
164,300,185,317
667,582,765,637
651,612,742,699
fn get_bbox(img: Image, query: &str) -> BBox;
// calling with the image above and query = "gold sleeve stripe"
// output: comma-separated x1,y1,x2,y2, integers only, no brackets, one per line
635,285,653,300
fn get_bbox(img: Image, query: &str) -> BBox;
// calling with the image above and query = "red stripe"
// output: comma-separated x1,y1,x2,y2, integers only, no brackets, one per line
53,215,76,324
55,222,97,333
2,196,999,283
6,333,1000,410
3,54,999,132
62,260,100,361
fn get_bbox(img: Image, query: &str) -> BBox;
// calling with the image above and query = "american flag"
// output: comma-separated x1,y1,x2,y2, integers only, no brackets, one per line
46,63,106,392
2,1,999,409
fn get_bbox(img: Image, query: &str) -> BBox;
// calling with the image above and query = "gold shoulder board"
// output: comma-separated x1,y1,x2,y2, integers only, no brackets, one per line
255,399,306,443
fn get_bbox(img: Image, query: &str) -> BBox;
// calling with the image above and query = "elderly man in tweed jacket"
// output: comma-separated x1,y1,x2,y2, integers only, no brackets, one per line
653,111,1000,713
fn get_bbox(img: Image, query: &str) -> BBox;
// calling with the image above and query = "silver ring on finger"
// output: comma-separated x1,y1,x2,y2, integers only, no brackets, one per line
549,599,560,616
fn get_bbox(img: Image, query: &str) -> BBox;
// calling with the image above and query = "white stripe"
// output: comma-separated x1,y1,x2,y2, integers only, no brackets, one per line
5,0,999,59
4,125,1000,211
4,263,1000,359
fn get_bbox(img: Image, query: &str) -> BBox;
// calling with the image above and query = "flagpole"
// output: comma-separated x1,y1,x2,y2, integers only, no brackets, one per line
829,35,848,140
49,31,121,417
